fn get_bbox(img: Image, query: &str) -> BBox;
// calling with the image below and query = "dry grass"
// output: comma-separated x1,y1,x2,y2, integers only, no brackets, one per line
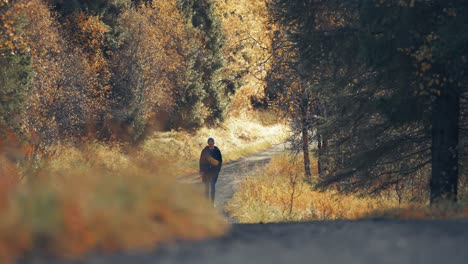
142,115,289,175
0,114,287,262
365,203,468,220
226,154,468,223
0,143,229,262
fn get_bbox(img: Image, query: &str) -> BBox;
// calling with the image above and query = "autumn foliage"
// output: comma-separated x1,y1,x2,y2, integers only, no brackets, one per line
1,0,248,145
0,0,248,261
213,0,273,114
0,142,229,262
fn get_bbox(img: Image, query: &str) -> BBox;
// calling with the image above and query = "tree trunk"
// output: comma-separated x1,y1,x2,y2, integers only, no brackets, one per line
299,81,312,179
316,103,328,178
317,133,328,177
430,87,459,204
317,133,323,177
302,121,311,178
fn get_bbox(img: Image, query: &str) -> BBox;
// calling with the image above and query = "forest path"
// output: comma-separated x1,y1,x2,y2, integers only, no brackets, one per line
177,142,289,222
33,221,468,264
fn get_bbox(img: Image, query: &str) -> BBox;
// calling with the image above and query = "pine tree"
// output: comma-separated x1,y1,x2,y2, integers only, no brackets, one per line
270,0,468,203
176,0,231,127
0,55,33,134
0,3,33,135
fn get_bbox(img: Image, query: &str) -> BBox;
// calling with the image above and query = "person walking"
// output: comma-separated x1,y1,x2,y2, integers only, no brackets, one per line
199,137,222,205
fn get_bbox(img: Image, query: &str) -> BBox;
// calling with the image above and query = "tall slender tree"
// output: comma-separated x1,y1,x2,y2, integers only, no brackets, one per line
265,28,315,178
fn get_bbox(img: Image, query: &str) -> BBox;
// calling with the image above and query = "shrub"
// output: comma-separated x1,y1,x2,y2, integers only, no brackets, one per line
226,155,403,223
0,142,229,262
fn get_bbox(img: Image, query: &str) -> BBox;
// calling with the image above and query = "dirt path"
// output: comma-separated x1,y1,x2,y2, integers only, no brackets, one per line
177,142,289,222
29,220,468,264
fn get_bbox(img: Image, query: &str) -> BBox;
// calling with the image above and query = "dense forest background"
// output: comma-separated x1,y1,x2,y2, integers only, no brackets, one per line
1,0,467,209
1,0,273,143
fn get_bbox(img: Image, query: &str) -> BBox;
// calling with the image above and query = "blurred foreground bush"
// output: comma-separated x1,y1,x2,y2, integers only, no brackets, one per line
0,142,228,262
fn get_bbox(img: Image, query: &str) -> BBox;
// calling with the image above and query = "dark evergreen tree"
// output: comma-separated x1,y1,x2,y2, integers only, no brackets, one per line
270,0,468,203
0,3,33,135
0,55,33,134
176,0,232,128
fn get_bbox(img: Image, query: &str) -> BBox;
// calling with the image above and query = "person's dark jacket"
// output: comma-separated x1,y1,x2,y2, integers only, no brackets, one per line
199,146,222,179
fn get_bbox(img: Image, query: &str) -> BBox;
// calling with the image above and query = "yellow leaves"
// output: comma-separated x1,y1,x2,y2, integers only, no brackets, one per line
113,0,199,117
74,13,109,50
213,0,272,113
0,7,25,54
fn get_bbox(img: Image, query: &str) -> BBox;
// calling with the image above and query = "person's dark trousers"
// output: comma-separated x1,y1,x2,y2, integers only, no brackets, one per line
204,174,218,204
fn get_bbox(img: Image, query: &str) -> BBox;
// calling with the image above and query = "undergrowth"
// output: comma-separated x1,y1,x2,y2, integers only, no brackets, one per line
226,154,468,223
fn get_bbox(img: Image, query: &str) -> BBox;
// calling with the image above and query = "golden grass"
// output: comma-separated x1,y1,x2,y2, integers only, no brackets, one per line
0,113,288,262
226,154,468,223
142,115,289,175
0,143,229,262
365,203,468,220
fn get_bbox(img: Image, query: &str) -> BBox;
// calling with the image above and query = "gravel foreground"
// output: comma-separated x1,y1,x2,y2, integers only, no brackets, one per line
21,220,468,264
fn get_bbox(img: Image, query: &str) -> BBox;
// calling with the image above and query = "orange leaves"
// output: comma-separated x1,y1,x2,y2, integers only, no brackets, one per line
0,0,29,55
0,0,265,138
0,130,30,263
19,0,62,55
0,156,18,210
0,226,31,264
71,12,111,96
9,1,113,142
0,129,33,164
74,13,109,50
64,13,111,116
57,201,97,258
0,141,229,260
